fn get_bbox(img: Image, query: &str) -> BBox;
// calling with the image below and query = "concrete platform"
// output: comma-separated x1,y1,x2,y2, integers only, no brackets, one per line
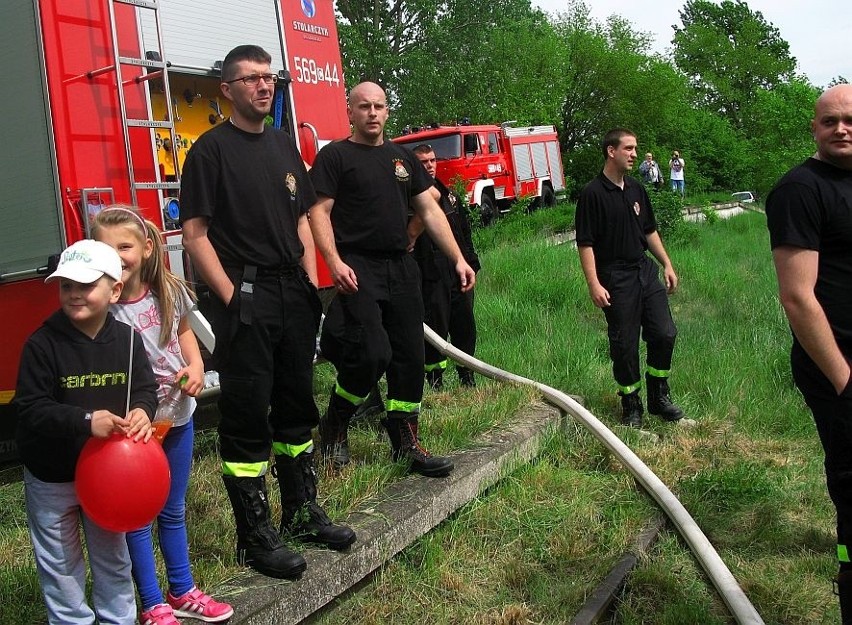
221,401,564,624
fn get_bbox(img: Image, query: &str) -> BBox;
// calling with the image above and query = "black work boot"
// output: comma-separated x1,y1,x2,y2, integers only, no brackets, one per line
619,390,644,428
222,475,306,579
425,368,444,391
319,391,356,469
835,570,852,624
646,373,684,421
383,412,454,477
274,451,356,551
351,385,385,423
457,367,476,388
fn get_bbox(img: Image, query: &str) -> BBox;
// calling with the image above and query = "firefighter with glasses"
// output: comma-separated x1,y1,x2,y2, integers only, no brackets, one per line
180,45,355,581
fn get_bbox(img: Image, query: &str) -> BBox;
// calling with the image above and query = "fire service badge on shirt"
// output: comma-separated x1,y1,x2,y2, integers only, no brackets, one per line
394,159,410,182
286,172,297,198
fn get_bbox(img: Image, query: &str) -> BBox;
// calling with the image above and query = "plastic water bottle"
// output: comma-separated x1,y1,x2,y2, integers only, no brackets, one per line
152,376,186,442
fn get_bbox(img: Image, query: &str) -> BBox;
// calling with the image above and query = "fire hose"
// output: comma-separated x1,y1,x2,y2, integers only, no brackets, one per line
423,324,764,625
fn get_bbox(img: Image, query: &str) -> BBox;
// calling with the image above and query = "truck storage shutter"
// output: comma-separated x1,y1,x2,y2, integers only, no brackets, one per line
512,145,533,182
139,0,284,74
546,141,565,191
0,2,63,280
531,142,548,179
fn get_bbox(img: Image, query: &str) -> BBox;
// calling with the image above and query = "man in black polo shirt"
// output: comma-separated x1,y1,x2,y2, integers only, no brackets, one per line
180,45,354,580
575,128,685,428
767,84,852,620
309,81,475,477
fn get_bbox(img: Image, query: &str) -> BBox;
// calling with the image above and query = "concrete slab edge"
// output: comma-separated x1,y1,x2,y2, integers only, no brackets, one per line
225,402,564,624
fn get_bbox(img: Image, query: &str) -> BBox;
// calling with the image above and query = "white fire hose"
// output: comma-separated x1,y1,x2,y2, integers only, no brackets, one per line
424,324,764,625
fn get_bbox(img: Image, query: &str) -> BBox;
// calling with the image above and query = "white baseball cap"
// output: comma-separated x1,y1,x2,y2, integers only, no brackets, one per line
46,240,123,284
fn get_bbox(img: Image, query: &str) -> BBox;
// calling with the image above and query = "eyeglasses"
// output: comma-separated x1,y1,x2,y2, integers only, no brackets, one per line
224,73,278,86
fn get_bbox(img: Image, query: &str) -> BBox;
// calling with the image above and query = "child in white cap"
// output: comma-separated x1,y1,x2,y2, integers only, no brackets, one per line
13,239,158,625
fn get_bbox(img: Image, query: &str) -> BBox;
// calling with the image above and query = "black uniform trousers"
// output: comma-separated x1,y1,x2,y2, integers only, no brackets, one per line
326,252,425,407
206,267,321,465
449,287,477,363
422,260,477,371
793,350,852,571
599,255,677,390
422,255,452,370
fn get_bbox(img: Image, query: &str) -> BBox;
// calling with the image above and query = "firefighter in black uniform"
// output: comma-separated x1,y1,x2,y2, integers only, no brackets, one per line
309,81,476,476
575,128,685,428
767,84,852,621
410,144,481,389
180,45,354,581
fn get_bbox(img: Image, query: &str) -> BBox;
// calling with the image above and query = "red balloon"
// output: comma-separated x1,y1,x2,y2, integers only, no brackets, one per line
75,433,171,532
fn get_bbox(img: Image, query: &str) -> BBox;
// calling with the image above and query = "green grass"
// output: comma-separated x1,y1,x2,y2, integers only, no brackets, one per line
0,210,839,624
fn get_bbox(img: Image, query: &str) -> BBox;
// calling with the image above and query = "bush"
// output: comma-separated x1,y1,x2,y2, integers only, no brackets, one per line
651,190,687,241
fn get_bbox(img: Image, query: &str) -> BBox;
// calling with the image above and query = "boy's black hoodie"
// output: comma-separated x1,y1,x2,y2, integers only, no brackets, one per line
13,310,158,483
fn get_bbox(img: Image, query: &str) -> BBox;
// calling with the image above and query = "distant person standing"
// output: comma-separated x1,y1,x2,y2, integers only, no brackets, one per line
575,128,686,429
411,143,481,389
669,150,685,196
766,84,852,622
638,152,663,190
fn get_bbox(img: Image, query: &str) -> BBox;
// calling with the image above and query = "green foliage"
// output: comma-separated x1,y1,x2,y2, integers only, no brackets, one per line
700,203,720,225
449,173,477,230
672,0,796,129
651,189,687,241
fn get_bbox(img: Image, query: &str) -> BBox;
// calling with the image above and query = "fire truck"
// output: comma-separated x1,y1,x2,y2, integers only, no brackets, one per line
393,122,566,224
0,0,349,462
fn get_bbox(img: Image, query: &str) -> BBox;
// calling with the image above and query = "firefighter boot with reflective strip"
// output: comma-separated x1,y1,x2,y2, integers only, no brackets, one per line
222,475,306,579
646,373,684,422
275,452,356,551
620,390,644,428
836,570,852,624
382,412,454,478
319,391,356,469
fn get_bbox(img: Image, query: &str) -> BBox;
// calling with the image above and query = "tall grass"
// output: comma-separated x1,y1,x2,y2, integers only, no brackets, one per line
0,208,838,624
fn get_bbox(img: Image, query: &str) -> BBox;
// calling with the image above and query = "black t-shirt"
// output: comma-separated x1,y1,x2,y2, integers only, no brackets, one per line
766,157,852,358
575,173,657,265
309,139,433,254
179,122,317,268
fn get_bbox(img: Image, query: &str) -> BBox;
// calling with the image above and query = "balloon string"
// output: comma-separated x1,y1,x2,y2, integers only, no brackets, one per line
125,328,133,417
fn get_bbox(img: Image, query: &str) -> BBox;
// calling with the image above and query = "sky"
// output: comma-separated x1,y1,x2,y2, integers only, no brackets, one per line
530,0,849,89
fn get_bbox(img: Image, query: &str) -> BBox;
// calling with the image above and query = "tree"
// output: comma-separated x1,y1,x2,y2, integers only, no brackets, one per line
336,0,441,88
746,78,820,194
672,0,796,129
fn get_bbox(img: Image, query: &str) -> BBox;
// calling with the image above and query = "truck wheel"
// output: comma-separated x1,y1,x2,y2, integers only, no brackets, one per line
479,194,496,226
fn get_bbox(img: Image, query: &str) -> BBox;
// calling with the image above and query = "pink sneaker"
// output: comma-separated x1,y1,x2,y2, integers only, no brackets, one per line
139,603,180,625
167,586,234,623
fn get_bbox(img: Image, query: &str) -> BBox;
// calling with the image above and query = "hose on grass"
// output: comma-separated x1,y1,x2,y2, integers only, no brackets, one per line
424,324,764,625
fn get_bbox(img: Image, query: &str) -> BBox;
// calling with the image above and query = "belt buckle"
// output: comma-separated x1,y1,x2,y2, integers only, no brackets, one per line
240,281,254,295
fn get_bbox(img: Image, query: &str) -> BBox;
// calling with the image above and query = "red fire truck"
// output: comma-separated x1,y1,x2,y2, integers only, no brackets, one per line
393,122,566,224
0,0,349,461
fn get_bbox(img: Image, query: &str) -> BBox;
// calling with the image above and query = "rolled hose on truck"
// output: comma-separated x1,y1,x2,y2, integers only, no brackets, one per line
422,323,765,625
